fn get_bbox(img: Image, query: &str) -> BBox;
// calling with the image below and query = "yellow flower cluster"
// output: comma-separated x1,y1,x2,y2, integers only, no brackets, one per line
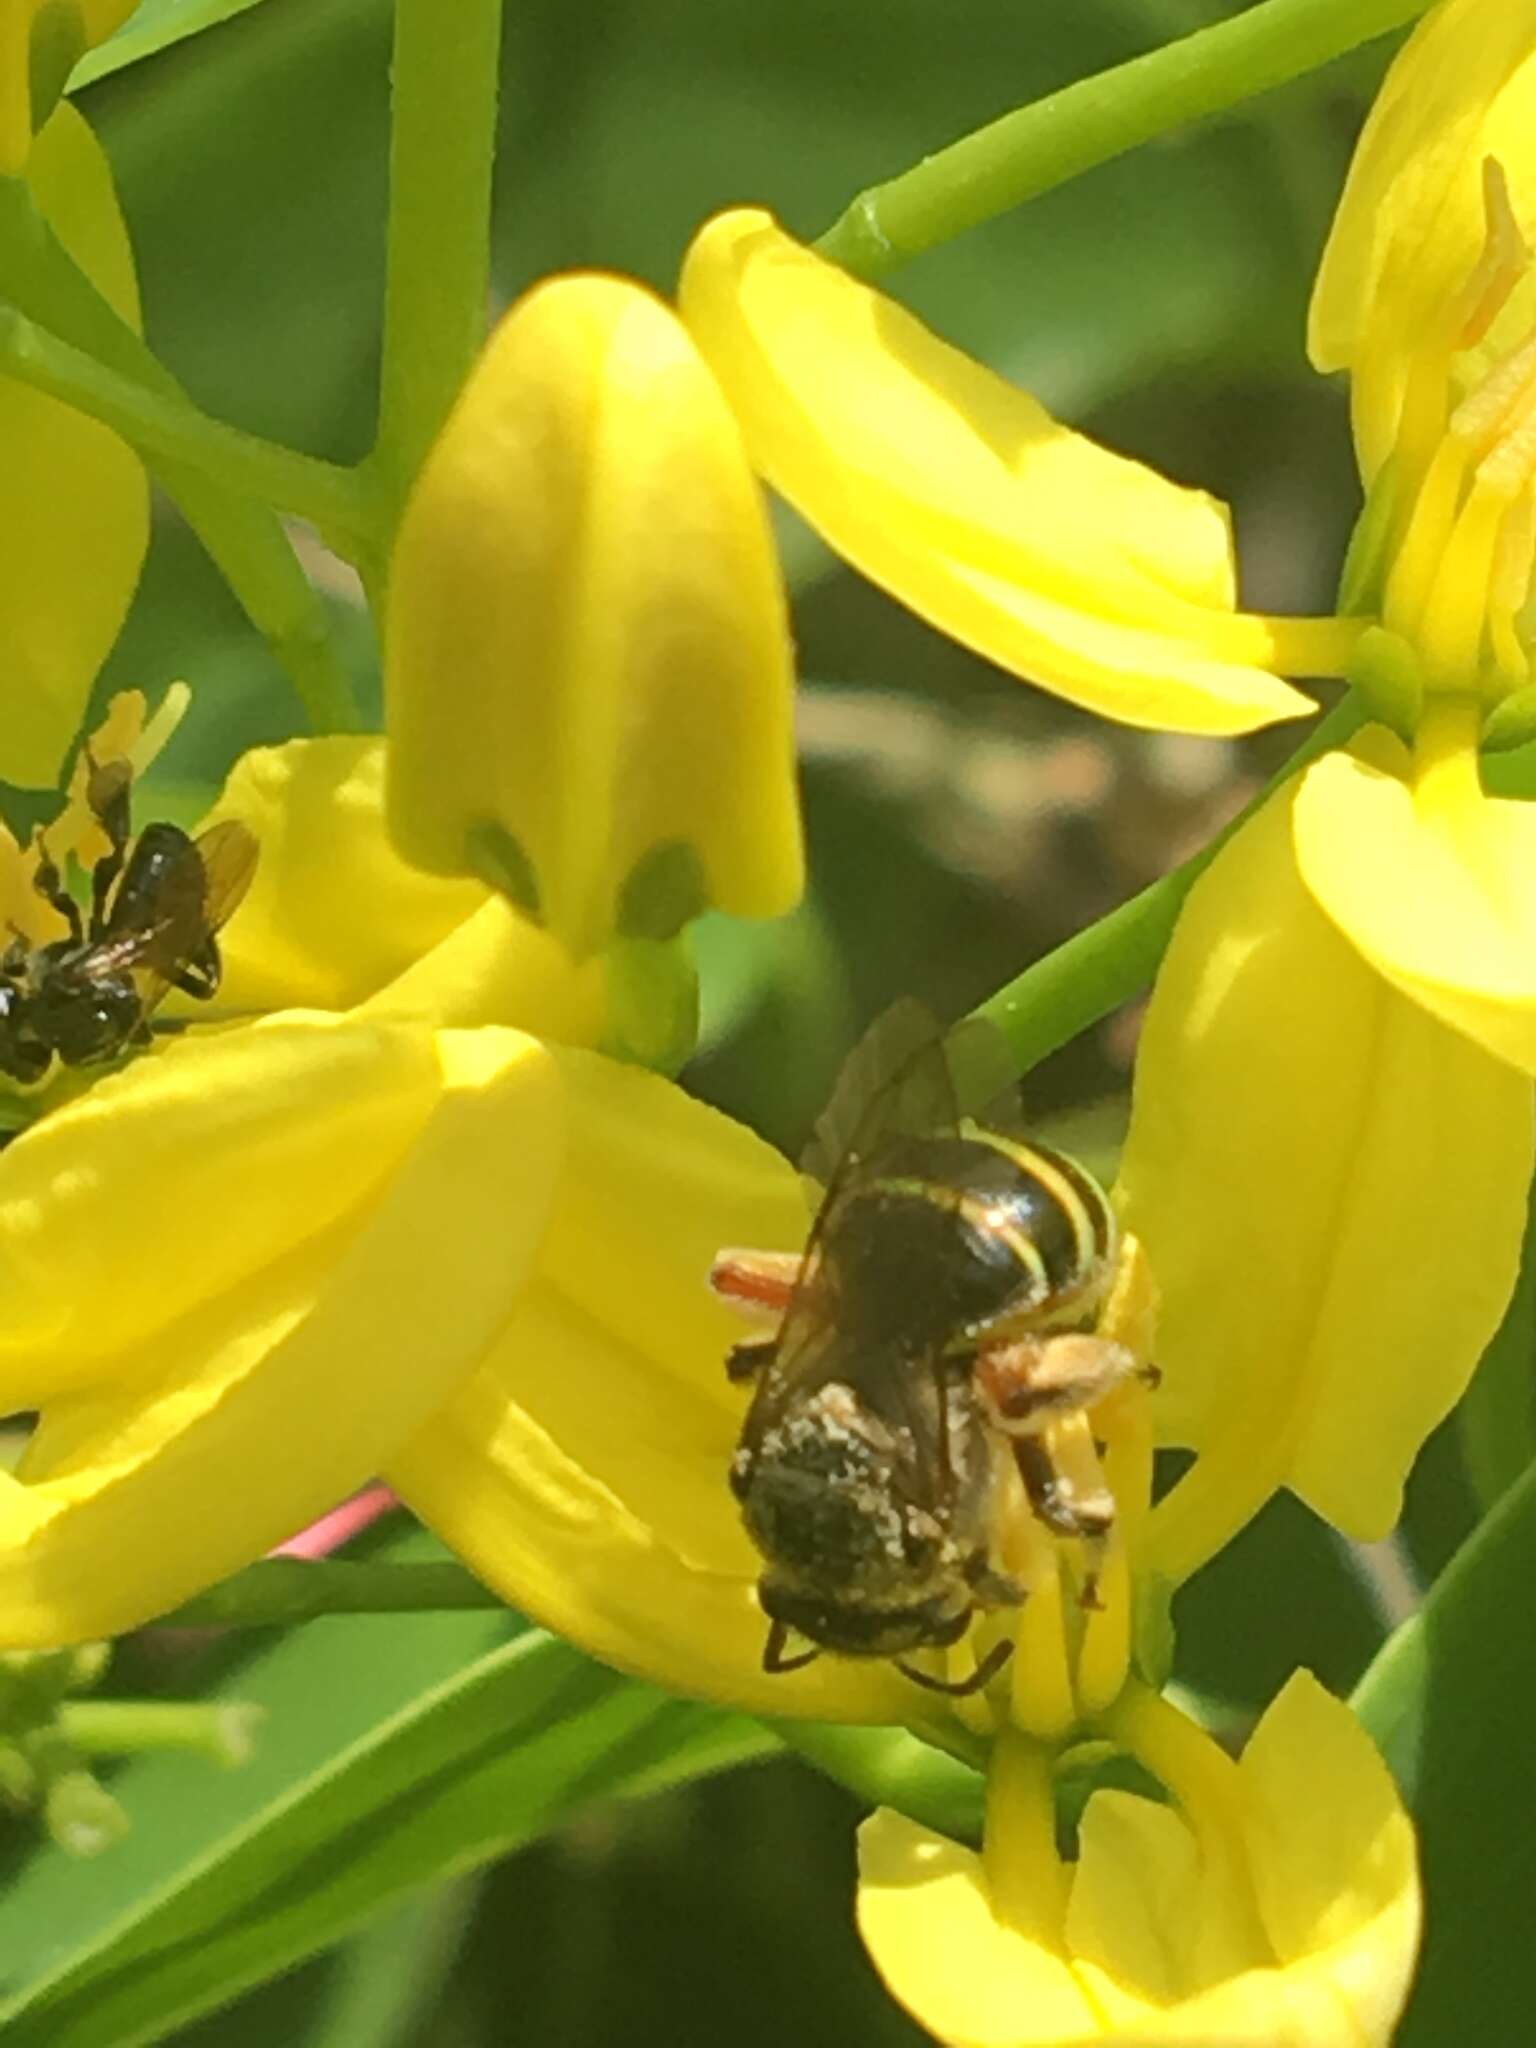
12,0,1533,2038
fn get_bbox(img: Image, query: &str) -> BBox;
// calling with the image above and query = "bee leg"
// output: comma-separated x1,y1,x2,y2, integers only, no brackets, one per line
29,834,81,945
168,938,221,1002
84,756,133,938
896,1636,1014,1698
1012,1427,1115,1611
710,1248,801,1321
725,1337,777,1385
975,1332,1141,1429
965,1556,1026,1610
762,1618,820,1675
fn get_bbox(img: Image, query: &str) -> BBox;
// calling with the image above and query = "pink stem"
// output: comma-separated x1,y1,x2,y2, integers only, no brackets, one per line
272,1484,400,1561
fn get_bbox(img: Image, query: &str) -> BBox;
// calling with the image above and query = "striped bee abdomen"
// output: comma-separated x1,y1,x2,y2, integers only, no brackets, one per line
821,1129,1116,1351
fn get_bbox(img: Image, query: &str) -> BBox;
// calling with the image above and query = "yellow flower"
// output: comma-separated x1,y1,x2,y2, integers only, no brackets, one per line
192,734,608,1045
1119,2,1536,1576
0,675,794,1641
857,1673,1419,2047
678,209,1361,738
385,271,802,963
0,1011,563,1644
0,100,148,789
670,10,1536,1579
1117,772,1533,1582
0,0,136,174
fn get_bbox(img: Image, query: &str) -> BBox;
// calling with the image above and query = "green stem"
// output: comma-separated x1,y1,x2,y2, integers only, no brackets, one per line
370,0,502,528
59,1699,262,1766
0,177,362,732
0,306,377,548
965,692,1362,1087
1460,1168,1536,1514
815,0,1432,277
157,1557,504,1629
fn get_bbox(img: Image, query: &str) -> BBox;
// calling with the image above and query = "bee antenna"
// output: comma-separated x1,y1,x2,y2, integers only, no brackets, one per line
895,1636,1014,1698
762,1618,821,1675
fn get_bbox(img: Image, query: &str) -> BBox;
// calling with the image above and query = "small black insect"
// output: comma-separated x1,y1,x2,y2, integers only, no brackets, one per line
0,757,258,1085
712,1000,1150,1695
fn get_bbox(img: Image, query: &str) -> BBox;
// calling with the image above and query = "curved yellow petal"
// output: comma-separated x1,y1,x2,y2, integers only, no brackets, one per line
1118,778,1532,1571
386,272,802,959
1295,729,1536,1075
858,1812,1104,2048
192,736,608,1039
1309,0,1536,474
391,1049,911,1722
0,101,147,788
1241,1672,1419,2024
195,737,486,1012
0,1020,564,1646
858,1677,1417,2048
0,1013,440,1398
679,210,1318,738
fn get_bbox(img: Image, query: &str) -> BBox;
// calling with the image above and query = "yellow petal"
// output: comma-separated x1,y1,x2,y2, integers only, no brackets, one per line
1295,728,1536,1075
386,272,802,959
0,101,147,788
1308,0,1536,474
0,1,137,170
0,1019,564,1646
1118,777,1532,1571
190,735,607,1039
858,1678,1417,2048
1241,1672,1420,2023
0,1014,447,1399
858,1812,1104,2048
679,210,1318,738
390,1048,911,1722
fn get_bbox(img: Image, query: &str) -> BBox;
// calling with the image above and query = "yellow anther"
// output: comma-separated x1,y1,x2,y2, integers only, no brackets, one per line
1449,327,1536,456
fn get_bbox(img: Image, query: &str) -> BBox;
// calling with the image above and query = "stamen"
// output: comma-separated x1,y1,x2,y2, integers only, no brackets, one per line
982,1727,1069,1944
1489,495,1536,686
1382,435,1473,644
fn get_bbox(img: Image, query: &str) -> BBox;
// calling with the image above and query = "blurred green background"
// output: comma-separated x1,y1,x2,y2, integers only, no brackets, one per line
0,2,1477,2043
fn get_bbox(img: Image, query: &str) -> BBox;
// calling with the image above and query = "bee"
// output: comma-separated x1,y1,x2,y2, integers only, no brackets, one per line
712,1000,1151,1695
0,756,258,1085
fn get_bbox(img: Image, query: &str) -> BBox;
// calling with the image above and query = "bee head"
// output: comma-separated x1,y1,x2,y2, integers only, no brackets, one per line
31,972,140,1066
733,1377,975,1624
757,1574,973,1660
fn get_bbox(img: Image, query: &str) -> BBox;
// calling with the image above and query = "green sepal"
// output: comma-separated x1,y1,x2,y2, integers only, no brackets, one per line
1345,625,1424,744
1481,683,1536,755
616,838,709,943
600,933,700,1075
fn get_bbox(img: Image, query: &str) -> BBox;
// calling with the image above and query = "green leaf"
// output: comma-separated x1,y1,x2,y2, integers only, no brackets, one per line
1353,1453,1536,2045
69,0,281,86
1459,1172,1536,1514
0,1610,775,2047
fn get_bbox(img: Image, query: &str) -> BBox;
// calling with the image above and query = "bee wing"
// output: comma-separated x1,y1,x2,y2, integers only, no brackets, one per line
782,1002,1023,1499
191,819,260,934
770,1003,965,1426
800,997,949,1189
